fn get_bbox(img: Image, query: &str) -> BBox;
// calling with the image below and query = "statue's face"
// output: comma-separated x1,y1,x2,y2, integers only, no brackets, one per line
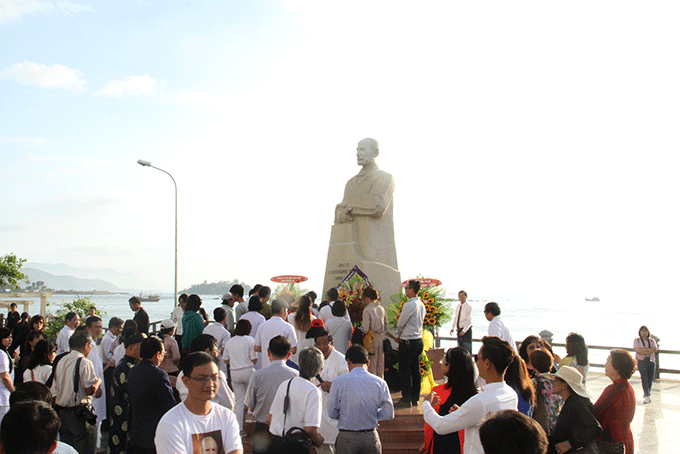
356,142,377,166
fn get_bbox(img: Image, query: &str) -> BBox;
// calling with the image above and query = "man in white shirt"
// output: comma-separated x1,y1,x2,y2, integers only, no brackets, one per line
230,285,246,324
99,317,122,367
52,330,102,454
203,307,231,375
423,336,518,454
84,317,108,451
313,330,349,454
230,284,255,323
484,302,516,351
254,298,297,370
56,312,80,355
395,280,426,408
221,291,236,334
450,290,473,353
155,352,242,454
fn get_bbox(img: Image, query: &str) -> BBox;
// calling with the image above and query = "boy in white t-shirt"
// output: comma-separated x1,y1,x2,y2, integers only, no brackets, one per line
155,352,242,454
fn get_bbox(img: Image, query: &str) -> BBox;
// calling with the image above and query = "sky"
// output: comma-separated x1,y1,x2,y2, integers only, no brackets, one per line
2,0,680,307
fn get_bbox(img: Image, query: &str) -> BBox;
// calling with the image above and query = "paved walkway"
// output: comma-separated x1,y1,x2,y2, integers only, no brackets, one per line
585,371,680,454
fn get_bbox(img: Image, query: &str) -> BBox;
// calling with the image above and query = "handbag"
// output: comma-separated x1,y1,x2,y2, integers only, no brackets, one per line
281,378,313,454
73,357,98,425
363,329,375,354
596,441,625,454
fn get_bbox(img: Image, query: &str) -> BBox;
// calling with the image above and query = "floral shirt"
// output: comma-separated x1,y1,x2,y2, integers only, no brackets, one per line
537,375,563,435
107,355,136,454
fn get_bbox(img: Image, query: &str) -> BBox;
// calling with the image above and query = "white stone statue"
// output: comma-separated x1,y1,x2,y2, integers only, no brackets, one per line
323,138,401,307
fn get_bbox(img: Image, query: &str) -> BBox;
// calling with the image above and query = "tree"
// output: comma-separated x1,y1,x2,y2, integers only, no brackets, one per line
0,253,27,290
45,297,104,338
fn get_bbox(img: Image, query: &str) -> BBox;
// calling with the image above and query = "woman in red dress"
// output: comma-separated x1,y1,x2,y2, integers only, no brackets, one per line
421,347,478,454
593,349,636,454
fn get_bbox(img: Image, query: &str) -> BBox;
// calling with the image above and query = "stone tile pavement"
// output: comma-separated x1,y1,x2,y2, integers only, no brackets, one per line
585,371,680,454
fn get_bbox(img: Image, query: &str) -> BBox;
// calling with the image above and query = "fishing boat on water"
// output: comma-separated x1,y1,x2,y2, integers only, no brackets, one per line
585,296,600,302
139,292,160,302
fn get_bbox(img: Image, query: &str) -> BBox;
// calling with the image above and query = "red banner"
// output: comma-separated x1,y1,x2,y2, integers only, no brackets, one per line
271,275,308,283
401,278,442,288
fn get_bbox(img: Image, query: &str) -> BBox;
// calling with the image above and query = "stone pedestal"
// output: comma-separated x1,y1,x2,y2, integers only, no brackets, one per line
323,222,401,307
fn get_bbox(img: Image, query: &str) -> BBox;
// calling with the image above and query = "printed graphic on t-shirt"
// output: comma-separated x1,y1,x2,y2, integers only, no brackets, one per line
192,430,224,454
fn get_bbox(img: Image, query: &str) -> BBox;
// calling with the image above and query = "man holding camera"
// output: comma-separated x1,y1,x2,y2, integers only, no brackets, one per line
52,329,102,454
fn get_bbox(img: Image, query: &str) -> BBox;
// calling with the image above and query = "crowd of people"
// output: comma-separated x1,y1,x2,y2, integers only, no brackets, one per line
0,284,659,454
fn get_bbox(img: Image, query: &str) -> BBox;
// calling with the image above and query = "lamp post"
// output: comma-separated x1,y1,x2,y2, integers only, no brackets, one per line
137,159,178,308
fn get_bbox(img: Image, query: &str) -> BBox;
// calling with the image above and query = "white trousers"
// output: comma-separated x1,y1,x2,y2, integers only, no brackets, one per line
230,366,255,431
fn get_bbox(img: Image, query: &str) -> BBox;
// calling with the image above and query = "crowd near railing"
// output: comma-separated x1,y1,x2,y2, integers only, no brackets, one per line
433,336,680,378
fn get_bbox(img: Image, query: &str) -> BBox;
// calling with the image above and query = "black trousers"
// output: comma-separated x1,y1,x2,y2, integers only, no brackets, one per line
398,338,423,404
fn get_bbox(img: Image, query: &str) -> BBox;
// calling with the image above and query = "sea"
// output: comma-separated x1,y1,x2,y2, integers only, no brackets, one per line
13,292,680,377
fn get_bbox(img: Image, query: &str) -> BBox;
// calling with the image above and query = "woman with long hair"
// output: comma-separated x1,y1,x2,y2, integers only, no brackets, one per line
633,325,657,403
593,349,636,454
223,319,257,436
422,347,478,454
287,295,315,365
29,315,45,332
0,328,15,423
504,355,535,417
519,335,543,379
23,339,56,385
546,366,601,454
16,329,44,386
559,333,589,382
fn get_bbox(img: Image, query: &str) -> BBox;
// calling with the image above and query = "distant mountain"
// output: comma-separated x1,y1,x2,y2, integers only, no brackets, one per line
22,268,120,292
25,263,159,291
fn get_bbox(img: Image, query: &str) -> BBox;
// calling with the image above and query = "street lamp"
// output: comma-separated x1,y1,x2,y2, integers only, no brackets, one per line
137,159,178,308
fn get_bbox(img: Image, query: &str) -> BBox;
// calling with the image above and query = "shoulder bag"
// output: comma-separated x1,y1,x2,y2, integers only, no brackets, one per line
281,378,313,454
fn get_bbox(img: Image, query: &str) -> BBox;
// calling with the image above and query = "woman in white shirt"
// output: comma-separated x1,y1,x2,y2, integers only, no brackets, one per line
23,339,56,385
240,297,266,340
324,301,353,354
223,319,258,435
0,328,15,424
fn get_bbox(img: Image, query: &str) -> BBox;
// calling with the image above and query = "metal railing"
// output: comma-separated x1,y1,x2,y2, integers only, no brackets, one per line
433,336,680,377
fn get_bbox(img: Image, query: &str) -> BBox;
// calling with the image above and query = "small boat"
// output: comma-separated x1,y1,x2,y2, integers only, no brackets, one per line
585,297,600,302
139,292,160,302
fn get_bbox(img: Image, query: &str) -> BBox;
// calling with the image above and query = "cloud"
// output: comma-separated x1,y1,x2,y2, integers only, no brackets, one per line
95,74,160,98
55,1,93,17
0,60,86,92
0,0,92,23
0,0,54,23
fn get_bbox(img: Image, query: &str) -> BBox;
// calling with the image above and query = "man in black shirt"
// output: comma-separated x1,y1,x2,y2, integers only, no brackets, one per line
129,296,149,334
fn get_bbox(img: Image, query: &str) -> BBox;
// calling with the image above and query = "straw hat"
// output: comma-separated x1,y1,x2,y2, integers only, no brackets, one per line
541,366,589,398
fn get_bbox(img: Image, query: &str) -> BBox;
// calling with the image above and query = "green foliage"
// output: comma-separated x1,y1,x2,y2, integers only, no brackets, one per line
44,297,103,339
0,253,28,290
273,283,309,300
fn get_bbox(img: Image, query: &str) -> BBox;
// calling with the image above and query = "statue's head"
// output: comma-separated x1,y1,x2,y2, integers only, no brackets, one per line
356,138,379,166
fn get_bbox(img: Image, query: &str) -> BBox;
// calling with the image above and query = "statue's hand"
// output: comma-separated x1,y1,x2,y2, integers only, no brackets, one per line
337,210,354,223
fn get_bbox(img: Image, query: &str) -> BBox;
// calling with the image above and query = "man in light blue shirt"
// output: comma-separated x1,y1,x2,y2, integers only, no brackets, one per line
395,279,426,408
328,345,393,454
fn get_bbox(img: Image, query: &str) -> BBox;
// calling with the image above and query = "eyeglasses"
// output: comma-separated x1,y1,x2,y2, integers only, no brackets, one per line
188,374,220,384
